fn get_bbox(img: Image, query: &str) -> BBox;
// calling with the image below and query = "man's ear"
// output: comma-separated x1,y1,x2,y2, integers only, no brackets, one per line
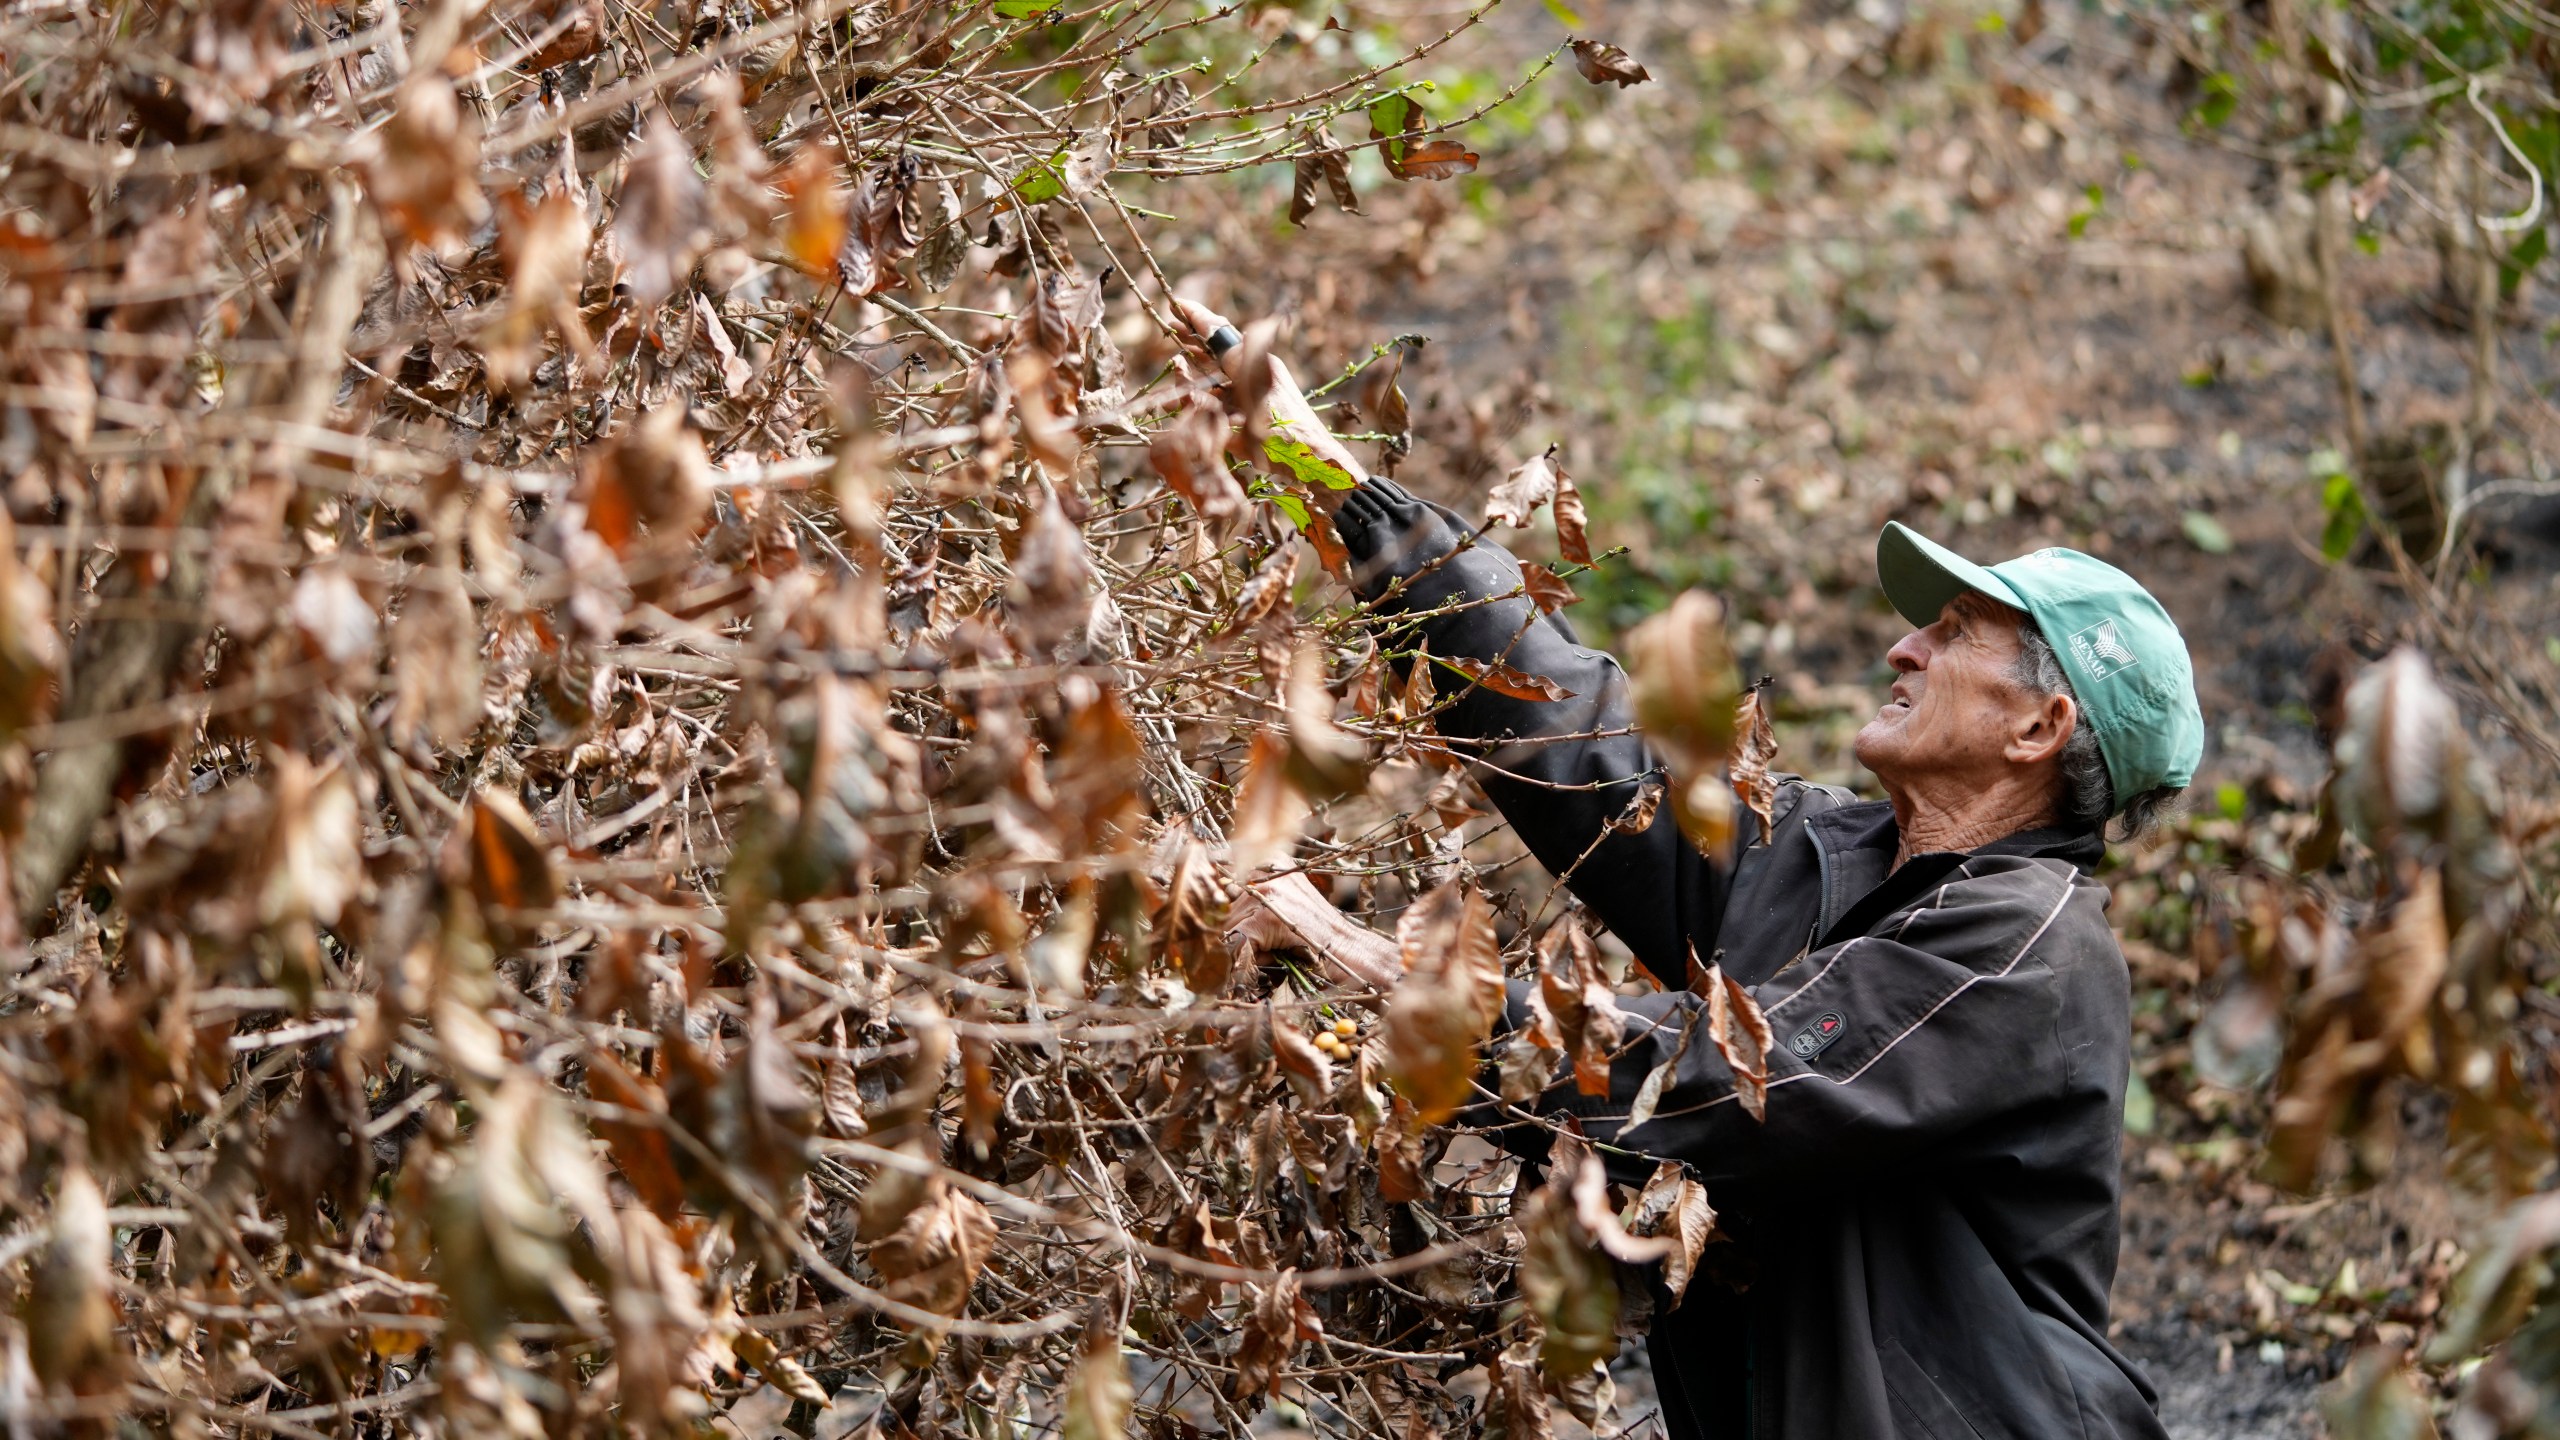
2005,690,2077,766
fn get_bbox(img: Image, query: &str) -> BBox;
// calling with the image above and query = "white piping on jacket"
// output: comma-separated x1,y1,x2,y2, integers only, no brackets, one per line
1760,863,1974,1020
1639,865,2081,1121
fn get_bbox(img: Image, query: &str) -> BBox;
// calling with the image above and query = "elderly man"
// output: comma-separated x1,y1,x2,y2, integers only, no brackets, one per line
1180,306,2203,1440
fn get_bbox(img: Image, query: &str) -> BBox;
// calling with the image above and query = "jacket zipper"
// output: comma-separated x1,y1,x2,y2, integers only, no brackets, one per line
1807,814,1836,948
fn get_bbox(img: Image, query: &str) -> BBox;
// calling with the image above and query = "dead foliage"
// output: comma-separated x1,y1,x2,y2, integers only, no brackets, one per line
0,0,1698,1434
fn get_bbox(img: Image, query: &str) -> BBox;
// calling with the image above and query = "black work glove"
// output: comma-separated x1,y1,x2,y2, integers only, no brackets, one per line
1333,478,1476,603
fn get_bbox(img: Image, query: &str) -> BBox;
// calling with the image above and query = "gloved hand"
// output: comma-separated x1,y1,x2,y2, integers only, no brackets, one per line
1334,478,1475,602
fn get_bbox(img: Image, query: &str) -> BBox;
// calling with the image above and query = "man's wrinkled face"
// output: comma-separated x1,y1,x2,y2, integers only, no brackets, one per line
1853,592,2039,786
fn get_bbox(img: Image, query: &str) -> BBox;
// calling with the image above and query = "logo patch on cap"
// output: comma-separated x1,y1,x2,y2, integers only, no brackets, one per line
1787,1012,1846,1060
2068,617,2141,682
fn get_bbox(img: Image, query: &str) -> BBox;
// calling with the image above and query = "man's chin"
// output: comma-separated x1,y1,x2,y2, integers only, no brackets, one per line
1851,717,1904,773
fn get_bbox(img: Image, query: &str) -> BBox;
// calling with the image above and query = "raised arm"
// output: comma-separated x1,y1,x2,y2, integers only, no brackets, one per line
1169,298,1727,986
1332,483,1725,988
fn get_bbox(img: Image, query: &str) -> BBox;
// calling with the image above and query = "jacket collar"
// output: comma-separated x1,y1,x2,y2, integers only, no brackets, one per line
1804,800,2103,948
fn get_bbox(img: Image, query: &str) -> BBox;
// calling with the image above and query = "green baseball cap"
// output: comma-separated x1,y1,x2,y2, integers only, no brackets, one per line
1876,522,2204,805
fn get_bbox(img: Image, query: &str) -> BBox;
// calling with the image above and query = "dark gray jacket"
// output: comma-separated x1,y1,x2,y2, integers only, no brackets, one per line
1332,482,2167,1440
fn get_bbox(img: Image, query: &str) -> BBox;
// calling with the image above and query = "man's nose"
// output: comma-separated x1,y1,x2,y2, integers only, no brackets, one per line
1884,629,1930,674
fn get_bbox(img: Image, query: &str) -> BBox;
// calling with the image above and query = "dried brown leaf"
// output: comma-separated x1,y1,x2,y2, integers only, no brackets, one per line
1008,349,1083,478
1230,729,1310,877
615,112,709,315
1477,1348,1546,1440
1732,680,1780,845
1702,960,1773,1122
1627,591,1742,853
585,1051,691,1223
1242,874,1401,988
1484,444,1559,528
1233,1269,1322,1399
1009,481,1096,652
869,1184,998,1319
1537,919,1621,1096
482,186,594,393
585,403,711,558
259,757,362,929
389,571,480,750
778,143,846,278
0,512,62,740
1289,126,1358,224
1382,879,1504,1124
1285,639,1366,802
1272,1020,1335,1104
1522,565,1580,614
1398,139,1479,180
466,788,559,913
1514,1155,1621,1382
912,175,967,292
367,76,486,249
1062,1321,1135,1440
1569,39,1653,86
519,0,603,70
1625,1160,1717,1307
1150,401,1246,520
1227,544,1300,635
1553,466,1592,567
1432,653,1575,702
1391,642,1439,729
29,1163,119,1391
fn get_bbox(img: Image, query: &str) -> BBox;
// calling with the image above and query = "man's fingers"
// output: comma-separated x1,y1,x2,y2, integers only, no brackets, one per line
1169,301,1376,499
1170,295,1232,336
1171,297,1244,381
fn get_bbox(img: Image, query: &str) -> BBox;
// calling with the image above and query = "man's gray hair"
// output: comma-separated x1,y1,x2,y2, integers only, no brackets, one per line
2012,622,2184,842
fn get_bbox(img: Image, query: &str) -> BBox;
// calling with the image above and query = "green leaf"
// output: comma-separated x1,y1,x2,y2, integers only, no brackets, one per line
2217,782,2247,821
1261,431,1359,490
1366,92,1414,169
2321,471,2366,562
994,0,1061,15
1264,490,1312,530
1542,0,1585,25
2354,231,2381,256
2180,510,2233,554
1012,152,1069,205
1975,10,2005,30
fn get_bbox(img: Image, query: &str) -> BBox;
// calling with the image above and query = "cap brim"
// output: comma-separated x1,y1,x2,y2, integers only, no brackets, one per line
1876,521,2028,628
